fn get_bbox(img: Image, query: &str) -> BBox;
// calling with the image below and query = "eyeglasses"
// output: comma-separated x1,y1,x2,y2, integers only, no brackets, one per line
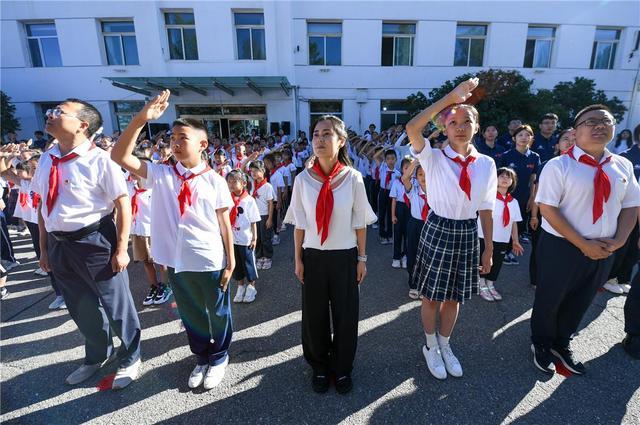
575,118,616,128
45,108,80,120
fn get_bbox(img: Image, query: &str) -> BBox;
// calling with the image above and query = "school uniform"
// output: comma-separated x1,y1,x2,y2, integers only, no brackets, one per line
532,145,640,350
253,179,276,260
497,133,514,150
230,191,261,282
406,183,429,290
269,165,287,233
129,181,153,262
284,164,376,377
213,162,233,178
145,160,234,366
294,150,309,174
478,193,522,282
389,177,409,261
498,148,541,234
232,154,246,170
411,143,497,302
531,133,558,163
370,161,381,214
377,163,399,239
31,140,141,368
357,157,373,213
476,139,506,162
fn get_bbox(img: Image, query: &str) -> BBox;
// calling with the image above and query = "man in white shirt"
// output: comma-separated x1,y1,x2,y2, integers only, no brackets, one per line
532,104,640,375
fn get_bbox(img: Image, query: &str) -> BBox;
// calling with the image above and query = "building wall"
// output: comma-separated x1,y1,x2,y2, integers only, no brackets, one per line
1,0,639,139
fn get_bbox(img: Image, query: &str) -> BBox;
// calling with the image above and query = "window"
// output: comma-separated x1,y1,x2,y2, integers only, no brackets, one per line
591,28,620,69
381,23,415,66
310,101,342,125
101,21,139,65
308,22,342,66
454,24,486,67
524,26,554,68
234,12,266,60
381,100,410,129
164,12,198,60
25,22,62,67
114,101,145,131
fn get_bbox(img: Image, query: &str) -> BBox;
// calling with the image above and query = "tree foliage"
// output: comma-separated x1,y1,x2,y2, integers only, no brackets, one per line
1,91,21,137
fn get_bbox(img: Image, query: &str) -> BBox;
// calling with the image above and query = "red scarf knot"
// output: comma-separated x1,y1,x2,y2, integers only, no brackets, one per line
443,151,476,200
172,163,210,217
312,160,345,245
496,192,513,227
46,152,79,215
131,187,147,219
567,146,612,224
252,179,267,198
230,190,248,227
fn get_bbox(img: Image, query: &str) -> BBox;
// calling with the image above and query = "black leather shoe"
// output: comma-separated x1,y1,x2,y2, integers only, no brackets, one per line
551,346,586,375
622,334,640,359
335,375,353,394
312,374,329,393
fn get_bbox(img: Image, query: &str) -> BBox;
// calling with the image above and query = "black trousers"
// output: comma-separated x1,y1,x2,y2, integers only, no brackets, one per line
377,189,392,238
531,230,614,349
47,219,141,367
370,180,380,215
255,215,273,259
302,248,359,377
364,176,372,211
529,221,541,286
608,223,639,284
393,202,409,260
406,216,425,289
0,211,15,262
625,272,640,336
25,221,60,296
479,239,509,282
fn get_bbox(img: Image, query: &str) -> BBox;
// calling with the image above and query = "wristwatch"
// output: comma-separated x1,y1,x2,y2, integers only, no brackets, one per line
357,255,368,263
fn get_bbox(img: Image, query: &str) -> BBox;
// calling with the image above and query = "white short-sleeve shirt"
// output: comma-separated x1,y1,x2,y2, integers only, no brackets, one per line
379,163,400,190
270,167,286,191
535,146,640,239
478,195,522,243
410,143,497,220
253,181,276,216
408,183,429,221
232,194,261,246
389,178,409,204
284,167,377,250
129,182,152,237
146,161,234,272
31,140,128,232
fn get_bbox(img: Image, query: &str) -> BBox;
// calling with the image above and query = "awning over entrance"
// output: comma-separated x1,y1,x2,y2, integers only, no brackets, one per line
104,76,292,97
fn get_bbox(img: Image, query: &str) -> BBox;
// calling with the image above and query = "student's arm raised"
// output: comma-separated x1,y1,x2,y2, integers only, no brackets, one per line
402,159,417,191
111,90,171,179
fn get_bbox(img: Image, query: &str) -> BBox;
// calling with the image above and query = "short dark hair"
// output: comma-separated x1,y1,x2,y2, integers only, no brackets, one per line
63,98,103,137
400,156,412,169
573,104,612,127
497,167,518,194
226,169,246,183
541,113,559,122
634,124,640,144
34,130,44,136
172,118,207,134
249,160,266,173
384,149,397,159
483,124,498,133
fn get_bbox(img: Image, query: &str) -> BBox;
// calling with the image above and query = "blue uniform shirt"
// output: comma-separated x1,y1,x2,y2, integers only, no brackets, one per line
531,133,558,163
498,148,541,203
476,139,506,162
497,133,514,150
621,144,640,180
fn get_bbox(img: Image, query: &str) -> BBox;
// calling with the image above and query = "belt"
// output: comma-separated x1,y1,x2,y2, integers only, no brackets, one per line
50,214,114,242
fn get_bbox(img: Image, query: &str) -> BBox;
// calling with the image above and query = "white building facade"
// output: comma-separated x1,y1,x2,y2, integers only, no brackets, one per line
2,0,640,139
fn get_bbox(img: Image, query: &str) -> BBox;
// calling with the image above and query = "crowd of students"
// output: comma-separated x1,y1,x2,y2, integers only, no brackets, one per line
1,79,640,395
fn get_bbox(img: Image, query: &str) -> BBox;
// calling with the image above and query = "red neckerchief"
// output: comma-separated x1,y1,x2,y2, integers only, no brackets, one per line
131,187,148,220
496,192,513,227
270,164,284,179
567,145,612,224
46,152,80,215
442,150,476,200
385,170,393,188
312,160,345,244
253,179,267,198
171,163,211,216
419,191,429,221
374,165,380,180
399,178,411,207
230,190,248,226
216,161,230,177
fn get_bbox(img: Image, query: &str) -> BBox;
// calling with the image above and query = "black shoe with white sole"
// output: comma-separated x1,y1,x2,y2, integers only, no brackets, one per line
531,344,556,374
312,373,329,393
335,375,353,394
551,346,585,375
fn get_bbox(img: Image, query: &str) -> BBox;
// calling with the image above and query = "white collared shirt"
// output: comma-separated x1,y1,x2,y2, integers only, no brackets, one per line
129,181,152,237
31,140,128,232
146,161,234,273
408,183,428,221
231,195,261,246
253,181,276,216
536,146,640,239
284,167,377,250
270,167,287,190
410,143,497,220
286,163,297,186
478,196,522,243
390,178,408,204
379,163,400,190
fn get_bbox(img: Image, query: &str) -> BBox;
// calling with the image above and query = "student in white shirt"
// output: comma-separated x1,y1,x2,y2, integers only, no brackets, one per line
406,78,497,380
376,149,399,244
111,90,236,391
212,149,232,178
227,170,261,303
249,160,276,270
31,99,140,390
390,157,412,269
532,104,640,375
477,167,524,302
285,114,376,395
263,153,286,244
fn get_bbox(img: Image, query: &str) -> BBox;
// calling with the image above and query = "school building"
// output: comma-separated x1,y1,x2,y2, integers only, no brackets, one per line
1,0,639,138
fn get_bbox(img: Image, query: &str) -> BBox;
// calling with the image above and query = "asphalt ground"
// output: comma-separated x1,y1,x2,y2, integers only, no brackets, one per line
1,226,639,424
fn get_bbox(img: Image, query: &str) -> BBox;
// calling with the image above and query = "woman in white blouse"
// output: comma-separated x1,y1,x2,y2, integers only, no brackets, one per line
285,115,376,395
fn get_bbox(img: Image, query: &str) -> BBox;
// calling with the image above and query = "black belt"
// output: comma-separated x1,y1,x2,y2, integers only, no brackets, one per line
50,214,114,242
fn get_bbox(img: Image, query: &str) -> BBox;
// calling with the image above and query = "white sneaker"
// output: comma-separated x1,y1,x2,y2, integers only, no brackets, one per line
256,258,264,270
391,259,401,268
48,295,66,310
243,285,257,303
401,256,407,269
439,343,463,377
4,261,20,271
603,281,624,294
233,285,246,303
112,358,141,390
408,289,420,300
188,364,209,388
619,283,631,294
422,345,447,380
203,356,229,390
34,267,48,276
262,259,272,270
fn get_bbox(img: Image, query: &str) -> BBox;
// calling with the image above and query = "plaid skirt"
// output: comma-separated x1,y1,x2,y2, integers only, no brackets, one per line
411,212,479,303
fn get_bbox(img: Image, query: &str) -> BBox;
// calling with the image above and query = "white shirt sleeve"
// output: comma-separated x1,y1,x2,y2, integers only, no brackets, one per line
283,177,308,230
246,197,262,223
99,157,129,201
215,176,234,210
621,161,640,208
352,171,378,229
535,160,564,207
479,160,498,211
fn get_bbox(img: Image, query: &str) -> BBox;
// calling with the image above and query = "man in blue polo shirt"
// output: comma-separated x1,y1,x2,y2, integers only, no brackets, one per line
531,113,559,162
497,119,522,150
621,125,640,179
476,124,506,162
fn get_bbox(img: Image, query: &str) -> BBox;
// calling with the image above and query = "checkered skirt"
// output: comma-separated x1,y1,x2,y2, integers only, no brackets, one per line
412,213,479,303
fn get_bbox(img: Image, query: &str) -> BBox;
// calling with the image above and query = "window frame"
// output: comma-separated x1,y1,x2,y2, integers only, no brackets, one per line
381,22,416,67
523,25,555,68
590,27,621,70
163,10,198,61
380,100,410,127
233,10,266,61
309,100,343,126
25,21,62,68
100,19,139,66
307,21,342,66
454,23,487,67
113,101,146,132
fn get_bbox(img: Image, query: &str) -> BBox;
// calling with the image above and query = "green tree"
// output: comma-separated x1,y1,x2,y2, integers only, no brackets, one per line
1,91,21,137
